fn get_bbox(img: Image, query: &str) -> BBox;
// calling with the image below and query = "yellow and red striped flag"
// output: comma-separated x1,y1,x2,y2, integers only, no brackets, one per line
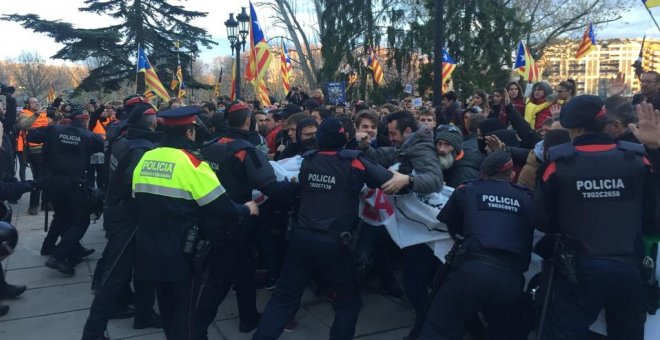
258,82,271,106
246,1,272,91
367,48,384,86
143,89,157,101
137,46,170,101
47,82,56,104
214,68,223,98
575,24,596,60
514,41,540,82
441,49,456,84
280,44,292,95
230,60,237,101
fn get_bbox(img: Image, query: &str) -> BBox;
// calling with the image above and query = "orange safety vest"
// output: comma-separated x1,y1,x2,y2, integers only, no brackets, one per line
17,110,49,151
92,116,116,140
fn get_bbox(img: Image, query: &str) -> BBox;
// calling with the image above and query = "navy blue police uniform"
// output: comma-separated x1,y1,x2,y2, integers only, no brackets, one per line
254,118,393,340
534,95,656,340
28,110,104,274
421,151,534,340
82,104,162,340
193,103,299,339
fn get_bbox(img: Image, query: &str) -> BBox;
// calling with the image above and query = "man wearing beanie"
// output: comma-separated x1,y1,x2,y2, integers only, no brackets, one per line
534,95,658,339
435,125,483,188
255,118,393,340
82,103,162,340
421,150,533,339
193,102,299,338
27,109,104,275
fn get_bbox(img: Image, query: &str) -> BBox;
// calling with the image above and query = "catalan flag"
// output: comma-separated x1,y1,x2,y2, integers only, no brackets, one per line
176,56,185,98
47,82,56,105
644,0,660,9
280,44,292,95
441,49,456,84
214,68,223,98
258,82,271,106
230,60,237,101
514,41,540,82
137,46,170,101
144,89,157,101
367,48,384,86
575,24,596,60
246,1,272,91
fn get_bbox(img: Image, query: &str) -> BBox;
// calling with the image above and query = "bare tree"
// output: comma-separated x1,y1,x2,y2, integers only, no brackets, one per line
513,0,636,56
7,51,55,100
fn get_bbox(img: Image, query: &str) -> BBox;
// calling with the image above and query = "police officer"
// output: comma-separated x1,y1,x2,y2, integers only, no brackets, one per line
420,151,533,339
131,106,259,339
534,95,656,339
193,102,299,338
81,104,162,340
27,109,104,275
253,117,394,340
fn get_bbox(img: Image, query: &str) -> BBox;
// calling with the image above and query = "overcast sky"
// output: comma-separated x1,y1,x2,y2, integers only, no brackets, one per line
0,0,658,65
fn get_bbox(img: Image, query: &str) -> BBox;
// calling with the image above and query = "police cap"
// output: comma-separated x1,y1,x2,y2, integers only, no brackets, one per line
481,150,513,177
64,108,89,120
126,103,157,126
157,106,201,126
317,117,347,150
559,95,606,129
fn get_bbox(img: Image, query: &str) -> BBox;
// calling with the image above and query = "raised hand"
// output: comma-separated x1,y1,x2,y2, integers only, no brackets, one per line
630,103,660,149
609,72,626,97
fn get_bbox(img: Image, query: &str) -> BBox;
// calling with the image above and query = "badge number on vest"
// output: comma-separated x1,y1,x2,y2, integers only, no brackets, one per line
308,173,335,190
574,177,630,200
140,161,176,179
59,133,81,145
477,193,521,214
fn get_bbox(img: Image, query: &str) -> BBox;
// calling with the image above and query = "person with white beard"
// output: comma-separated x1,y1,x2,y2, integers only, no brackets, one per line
435,125,484,188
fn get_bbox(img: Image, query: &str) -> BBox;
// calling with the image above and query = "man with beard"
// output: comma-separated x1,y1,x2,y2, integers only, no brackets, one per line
254,111,269,137
435,125,483,188
632,71,660,110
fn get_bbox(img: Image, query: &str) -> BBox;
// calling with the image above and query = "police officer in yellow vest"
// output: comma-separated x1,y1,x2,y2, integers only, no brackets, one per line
16,97,51,215
132,106,259,340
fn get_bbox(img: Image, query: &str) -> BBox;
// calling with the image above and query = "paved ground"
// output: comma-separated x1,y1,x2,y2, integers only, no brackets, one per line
0,194,415,340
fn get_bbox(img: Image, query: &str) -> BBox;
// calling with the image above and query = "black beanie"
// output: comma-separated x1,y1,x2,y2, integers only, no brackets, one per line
317,117,348,150
481,150,513,177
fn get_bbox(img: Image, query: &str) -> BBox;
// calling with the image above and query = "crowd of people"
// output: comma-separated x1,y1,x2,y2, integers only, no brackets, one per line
0,69,658,340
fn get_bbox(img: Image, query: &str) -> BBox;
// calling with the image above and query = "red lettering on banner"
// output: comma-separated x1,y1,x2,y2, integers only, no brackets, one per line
361,189,394,221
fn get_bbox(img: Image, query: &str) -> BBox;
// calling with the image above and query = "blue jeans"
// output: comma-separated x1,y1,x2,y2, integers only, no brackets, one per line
253,228,362,340
540,258,646,340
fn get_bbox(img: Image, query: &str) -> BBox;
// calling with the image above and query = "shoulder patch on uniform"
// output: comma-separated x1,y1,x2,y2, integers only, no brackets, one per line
542,162,557,182
617,141,645,155
182,150,202,168
548,143,577,162
351,158,365,171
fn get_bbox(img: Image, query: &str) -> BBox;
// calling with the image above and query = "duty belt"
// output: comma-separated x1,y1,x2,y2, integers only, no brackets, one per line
464,252,525,273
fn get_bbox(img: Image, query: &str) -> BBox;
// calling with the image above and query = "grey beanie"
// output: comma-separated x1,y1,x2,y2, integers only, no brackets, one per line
434,125,463,153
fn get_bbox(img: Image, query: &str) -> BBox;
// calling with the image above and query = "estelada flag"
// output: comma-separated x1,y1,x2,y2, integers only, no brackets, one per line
280,44,292,95
575,23,596,60
137,45,170,101
514,41,539,82
367,48,384,86
441,49,456,83
245,1,272,89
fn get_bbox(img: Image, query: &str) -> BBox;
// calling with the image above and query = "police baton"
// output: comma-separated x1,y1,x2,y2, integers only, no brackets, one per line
43,193,49,232
407,239,462,339
536,234,561,340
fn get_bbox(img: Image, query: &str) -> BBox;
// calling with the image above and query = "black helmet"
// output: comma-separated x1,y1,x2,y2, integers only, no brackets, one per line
0,221,17,261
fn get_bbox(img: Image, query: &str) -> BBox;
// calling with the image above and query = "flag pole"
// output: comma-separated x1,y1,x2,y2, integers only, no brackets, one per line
136,43,140,94
645,5,660,33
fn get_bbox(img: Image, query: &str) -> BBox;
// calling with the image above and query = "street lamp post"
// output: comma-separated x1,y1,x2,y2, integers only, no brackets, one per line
225,7,250,100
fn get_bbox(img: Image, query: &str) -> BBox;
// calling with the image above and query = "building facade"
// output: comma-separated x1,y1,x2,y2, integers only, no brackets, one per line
539,38,660,96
